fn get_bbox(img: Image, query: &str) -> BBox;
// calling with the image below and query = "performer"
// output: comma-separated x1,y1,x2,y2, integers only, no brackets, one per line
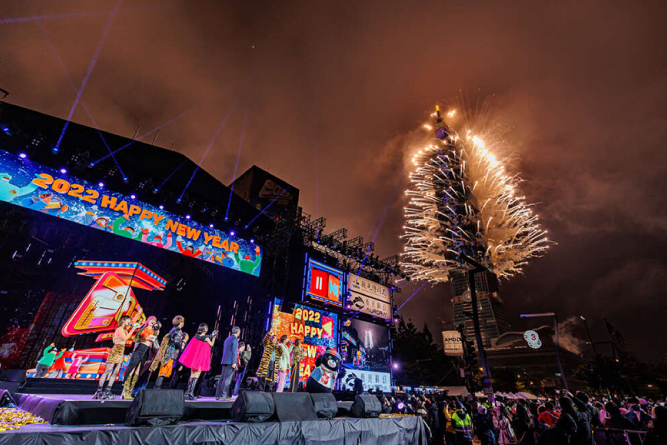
66,352,84,379
179,323,217,400
35,344,62,378
275,335,292,393
306,348,345,394
49,347,72,378
122,316,158,399
215,326,240,401
290,339,306,392
152,316,185,389
132,321,163,396
169,332,189,389
256,332,278,392
94,315,138,400
233,343,251,397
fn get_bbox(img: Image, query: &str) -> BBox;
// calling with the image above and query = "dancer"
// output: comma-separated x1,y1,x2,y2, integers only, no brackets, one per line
152,316,185,389
290,339,306,392
169,332,189,389
122,316,158,399
94,315,138,400
35,344,61,378
233,344,251,397
179,323,217,400
275,335,292,393
256,331,278,392
66,352,84,379
49,347,71,378
215,326,240,401
132,321,163,396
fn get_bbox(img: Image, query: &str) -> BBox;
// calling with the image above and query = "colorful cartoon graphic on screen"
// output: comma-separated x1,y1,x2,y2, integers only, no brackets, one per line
0,150,262,276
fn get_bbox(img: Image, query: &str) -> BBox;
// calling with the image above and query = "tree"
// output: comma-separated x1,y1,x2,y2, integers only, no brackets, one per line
390,316,458,387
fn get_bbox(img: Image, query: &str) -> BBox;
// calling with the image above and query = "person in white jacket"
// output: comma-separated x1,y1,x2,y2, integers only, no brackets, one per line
275,335,293,393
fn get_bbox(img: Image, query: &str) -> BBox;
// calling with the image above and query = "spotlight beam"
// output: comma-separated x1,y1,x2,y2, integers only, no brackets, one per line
224,100,251,221
155,159,187,191
53,0,123,153
0,4,171,25
90,86,232,165
38,23,125,178
177,94,240,202
396,282,428,312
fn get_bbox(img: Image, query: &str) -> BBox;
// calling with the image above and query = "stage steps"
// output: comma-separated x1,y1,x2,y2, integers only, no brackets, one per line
20,378,133,395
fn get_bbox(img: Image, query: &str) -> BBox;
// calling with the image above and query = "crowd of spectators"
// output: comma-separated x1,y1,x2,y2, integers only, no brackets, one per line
375,389,666,445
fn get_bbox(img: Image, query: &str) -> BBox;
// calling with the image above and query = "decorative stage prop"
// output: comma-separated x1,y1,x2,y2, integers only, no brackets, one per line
62,261,166,340
0,149,262,277
25,261,168,379
270,301,338,386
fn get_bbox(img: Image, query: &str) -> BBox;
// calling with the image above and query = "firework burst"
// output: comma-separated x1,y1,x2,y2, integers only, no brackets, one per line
401,105,550,283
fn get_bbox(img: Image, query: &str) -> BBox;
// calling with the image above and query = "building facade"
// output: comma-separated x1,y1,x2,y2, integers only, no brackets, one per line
451,271,510,349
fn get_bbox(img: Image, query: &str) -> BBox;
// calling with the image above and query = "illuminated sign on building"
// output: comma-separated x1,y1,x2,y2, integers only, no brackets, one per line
304,259,343,307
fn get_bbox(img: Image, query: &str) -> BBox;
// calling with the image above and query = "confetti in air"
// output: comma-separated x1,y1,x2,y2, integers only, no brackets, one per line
401,105,551,283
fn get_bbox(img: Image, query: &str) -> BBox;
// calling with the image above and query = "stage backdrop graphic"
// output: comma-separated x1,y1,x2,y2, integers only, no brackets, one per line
341,318,391,391
0,149,261,276
270,300,338,384
304,259,343,307
346,274,391,320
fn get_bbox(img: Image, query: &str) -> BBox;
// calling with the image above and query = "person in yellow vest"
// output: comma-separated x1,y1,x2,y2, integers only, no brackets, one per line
451,404,473,445
443,402,459,445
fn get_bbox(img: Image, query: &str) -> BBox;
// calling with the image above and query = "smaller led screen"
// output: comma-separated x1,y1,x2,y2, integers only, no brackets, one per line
304,259,343,307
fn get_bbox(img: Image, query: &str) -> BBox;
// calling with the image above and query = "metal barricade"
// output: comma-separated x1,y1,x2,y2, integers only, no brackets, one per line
593,427,647,445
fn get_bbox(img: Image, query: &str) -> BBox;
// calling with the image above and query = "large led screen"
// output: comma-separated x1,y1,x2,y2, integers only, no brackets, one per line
0,199,265,378
304,259,343,307
341,318,391,392
0,149,261,276
270,301,338,384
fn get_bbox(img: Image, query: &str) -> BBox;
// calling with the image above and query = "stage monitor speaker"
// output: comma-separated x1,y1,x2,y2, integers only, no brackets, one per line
231,391,275,422
272,393,318,422
309,393,337,419
349,394,381,418
126,389,184,426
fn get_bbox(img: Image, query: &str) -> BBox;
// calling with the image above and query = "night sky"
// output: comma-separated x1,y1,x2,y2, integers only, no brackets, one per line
1,1,666,361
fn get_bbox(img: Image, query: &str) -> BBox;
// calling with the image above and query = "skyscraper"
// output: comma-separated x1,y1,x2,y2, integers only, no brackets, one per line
364,329,374,350
451,271,509,349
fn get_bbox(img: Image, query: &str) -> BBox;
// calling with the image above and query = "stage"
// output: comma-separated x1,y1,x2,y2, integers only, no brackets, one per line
0,387,427,445
0,416,426,445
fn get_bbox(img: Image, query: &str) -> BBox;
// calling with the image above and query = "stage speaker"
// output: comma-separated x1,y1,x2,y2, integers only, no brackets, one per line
309,393,337,419
231,391,275,422
272,393,318,422
126,389,184,426
349,394,381,418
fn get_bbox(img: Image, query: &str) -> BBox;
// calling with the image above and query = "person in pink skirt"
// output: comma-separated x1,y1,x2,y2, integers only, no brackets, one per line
178,323,217,400
66,353,85,379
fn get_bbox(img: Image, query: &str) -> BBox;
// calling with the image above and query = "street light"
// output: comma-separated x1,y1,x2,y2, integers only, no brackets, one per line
520,312,569,391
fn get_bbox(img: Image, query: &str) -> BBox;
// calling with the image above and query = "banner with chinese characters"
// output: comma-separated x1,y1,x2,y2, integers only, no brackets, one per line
346,275,391,319
0,149,261,276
